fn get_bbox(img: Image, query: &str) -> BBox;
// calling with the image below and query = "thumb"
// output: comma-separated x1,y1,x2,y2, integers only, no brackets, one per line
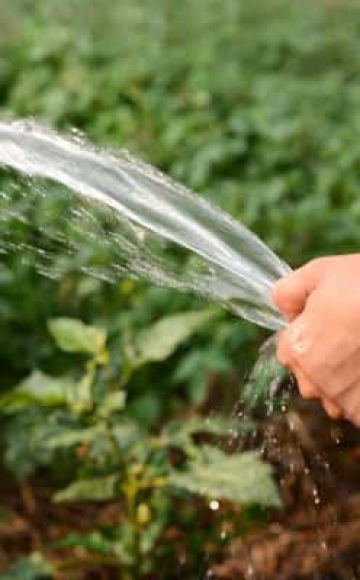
272,260,322,322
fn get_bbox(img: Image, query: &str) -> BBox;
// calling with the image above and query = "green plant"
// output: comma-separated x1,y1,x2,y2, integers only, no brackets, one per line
0,317,280,577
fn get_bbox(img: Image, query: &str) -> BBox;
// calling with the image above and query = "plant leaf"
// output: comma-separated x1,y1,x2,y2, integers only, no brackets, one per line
0,371,76,412
55,474,119,502
97,391,126,418
126,310,215,369
169,447,281,508
48,318,106,355
111,420,143,452
44,424,106,450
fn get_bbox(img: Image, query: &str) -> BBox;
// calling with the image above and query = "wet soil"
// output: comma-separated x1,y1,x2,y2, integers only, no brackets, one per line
1,398,360,579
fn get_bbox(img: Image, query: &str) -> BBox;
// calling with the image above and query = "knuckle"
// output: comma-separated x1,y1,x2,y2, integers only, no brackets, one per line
306,256,329,276
287,319,312,361
272,277,290,309
307,257,325,269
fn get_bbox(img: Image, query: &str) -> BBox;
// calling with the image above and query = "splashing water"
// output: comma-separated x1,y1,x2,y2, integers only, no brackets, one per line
0,119,290,330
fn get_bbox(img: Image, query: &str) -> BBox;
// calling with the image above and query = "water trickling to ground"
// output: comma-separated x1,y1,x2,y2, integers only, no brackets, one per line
0,120,289,330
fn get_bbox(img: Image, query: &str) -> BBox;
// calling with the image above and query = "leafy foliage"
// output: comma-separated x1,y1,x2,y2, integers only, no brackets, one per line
0,0,359,576
0,317,277,575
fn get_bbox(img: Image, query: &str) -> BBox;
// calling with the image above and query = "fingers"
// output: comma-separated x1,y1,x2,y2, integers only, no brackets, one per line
276,330,343,419
322,398,342,420
272,260,322,322
276,323,305,368
292,365,318,399
334,384,360,426
291,365,342,419
276,330,318,398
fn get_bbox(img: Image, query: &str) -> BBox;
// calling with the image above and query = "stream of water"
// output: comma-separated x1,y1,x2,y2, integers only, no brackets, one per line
0,119,290,330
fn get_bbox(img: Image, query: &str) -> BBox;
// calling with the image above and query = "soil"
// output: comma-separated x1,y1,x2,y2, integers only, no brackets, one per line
213,397,360,580
1,397,360,579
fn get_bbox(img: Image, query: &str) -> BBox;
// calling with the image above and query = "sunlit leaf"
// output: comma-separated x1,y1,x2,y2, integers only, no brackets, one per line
48,318,106,355
111,420,142,451
0,371,76,412
97,391,126,418
55,474,119,502
44,424,106,450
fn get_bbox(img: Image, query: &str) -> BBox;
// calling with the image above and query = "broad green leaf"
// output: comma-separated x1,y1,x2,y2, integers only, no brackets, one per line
55,474,119,502
126,310,215,369
70,372,93,414
111,421,142,451
0,371,76,413
97,391,126,418
3,409,65,477
44,424,106,450
48,318,106,355
169,447,281,508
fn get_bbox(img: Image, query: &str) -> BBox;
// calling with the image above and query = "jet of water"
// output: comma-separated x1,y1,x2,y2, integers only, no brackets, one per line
0,119,290,330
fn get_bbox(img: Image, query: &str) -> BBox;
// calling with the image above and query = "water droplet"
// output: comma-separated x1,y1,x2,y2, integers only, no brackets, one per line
320,540,328,551
312,487,321,506
209,500,220,511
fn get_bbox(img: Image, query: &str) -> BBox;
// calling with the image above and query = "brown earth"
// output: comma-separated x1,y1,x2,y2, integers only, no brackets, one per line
213,398,360,579
1,398,360,579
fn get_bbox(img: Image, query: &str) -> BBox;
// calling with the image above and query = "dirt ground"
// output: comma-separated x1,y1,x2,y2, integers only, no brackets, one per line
214,398,360,579
1,398,360,579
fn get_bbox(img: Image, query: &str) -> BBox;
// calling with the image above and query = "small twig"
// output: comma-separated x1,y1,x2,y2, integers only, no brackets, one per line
19,479,43,550
19,478,37,515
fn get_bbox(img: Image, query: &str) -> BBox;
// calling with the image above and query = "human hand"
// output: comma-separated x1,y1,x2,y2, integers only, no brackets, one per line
272,254,360,426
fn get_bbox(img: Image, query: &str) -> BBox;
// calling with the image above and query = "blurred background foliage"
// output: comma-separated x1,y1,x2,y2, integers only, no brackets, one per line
0,0,360,576
1,0,360,399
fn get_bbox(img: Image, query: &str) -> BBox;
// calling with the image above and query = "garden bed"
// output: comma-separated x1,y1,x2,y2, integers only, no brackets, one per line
1,398,360,579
